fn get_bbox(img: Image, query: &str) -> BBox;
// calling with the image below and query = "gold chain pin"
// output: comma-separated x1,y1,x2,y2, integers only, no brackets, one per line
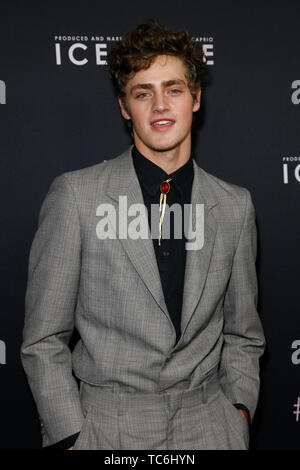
158,178,172,246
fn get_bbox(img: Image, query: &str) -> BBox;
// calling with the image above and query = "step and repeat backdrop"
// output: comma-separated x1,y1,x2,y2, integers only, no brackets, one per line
0,1,299,450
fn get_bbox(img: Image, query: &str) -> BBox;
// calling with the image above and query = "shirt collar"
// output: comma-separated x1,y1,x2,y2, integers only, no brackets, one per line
132,145,194,199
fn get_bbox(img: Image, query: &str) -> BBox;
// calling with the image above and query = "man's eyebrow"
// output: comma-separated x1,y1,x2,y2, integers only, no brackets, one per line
130,79,186,94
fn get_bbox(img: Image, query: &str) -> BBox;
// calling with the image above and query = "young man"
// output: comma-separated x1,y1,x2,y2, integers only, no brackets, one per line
21,19,265,450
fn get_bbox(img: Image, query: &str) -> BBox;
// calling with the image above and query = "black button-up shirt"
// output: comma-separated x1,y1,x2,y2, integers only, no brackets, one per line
132,144,194,344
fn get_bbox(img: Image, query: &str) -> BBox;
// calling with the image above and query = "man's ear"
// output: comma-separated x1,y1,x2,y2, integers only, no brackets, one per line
192,87,201,112
118,96,131,120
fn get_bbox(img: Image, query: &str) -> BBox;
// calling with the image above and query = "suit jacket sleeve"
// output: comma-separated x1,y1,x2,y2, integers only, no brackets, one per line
43,432,80,450
20,174,84,447
218,188,266,422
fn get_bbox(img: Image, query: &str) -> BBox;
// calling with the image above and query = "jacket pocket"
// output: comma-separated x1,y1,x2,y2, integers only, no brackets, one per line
72,403,93,450
218,389,249,447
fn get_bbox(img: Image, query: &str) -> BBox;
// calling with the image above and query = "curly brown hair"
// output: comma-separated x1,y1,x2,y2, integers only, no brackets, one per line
107,18,207,108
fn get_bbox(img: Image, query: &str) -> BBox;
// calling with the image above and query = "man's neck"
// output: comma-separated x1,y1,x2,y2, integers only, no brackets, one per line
134,141,191,175
135,143,190,175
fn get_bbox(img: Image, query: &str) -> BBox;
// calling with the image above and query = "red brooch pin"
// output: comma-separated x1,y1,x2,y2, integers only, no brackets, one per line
160,181,171,194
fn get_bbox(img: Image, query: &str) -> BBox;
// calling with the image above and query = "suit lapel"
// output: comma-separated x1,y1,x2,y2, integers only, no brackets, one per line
105,146,218,343
105,146,170,324
178,161,218,346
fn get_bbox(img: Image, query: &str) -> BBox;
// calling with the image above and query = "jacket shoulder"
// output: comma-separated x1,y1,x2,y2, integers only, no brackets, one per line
55,147,131,187
197,164,251,209
57,159,109,186
202,167,249,198
194,163,255,228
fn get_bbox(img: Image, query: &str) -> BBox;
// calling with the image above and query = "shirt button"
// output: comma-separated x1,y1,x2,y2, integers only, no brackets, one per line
163,251,170,256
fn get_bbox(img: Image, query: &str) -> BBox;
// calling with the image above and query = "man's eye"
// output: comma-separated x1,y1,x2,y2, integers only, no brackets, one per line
136,93,150,98
169,89,181,94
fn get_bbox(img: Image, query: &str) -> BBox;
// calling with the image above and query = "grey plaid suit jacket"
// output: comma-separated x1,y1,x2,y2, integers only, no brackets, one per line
20,145,265,448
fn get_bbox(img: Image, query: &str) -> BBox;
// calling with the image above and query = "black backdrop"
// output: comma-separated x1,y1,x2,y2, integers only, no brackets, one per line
0,1,299,450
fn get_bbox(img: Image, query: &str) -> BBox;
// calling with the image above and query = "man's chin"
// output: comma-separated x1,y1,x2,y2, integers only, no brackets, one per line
144,141,180,153
133,131,186,154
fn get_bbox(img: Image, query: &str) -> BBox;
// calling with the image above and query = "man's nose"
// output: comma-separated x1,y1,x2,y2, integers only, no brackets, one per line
152,92,169,112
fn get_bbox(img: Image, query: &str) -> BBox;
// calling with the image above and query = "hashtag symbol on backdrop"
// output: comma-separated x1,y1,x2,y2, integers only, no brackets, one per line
0,80,6,104
293,397,300,422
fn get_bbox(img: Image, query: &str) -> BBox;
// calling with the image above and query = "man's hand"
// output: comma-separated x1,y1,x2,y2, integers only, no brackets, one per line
68,446,74,450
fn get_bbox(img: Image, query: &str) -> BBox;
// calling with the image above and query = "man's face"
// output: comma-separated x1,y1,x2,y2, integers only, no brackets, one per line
118,55,201,155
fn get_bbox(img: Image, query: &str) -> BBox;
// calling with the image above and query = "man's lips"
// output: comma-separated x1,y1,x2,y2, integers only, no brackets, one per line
150,119,175,130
